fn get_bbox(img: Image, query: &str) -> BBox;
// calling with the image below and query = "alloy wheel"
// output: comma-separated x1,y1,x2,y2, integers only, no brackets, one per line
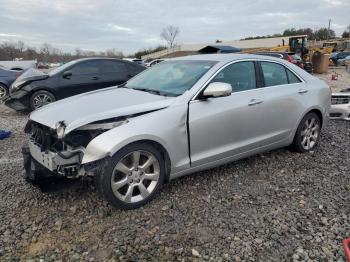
0,85,7,100
33,94,53,109
300,117,320,150
111,150,160,203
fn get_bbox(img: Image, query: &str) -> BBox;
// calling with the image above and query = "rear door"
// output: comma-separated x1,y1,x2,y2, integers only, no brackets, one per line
189,61,265,167
57,61,102,98
258,61,308,144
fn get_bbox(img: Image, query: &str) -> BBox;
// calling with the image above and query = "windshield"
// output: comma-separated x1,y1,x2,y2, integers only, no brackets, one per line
125,60,216,96
48,60,78,76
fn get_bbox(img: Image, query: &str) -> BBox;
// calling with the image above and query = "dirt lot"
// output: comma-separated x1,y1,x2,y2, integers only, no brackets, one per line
0,69,349,261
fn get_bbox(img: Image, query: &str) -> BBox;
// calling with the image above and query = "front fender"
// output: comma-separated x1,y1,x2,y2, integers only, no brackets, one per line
81,104,190,174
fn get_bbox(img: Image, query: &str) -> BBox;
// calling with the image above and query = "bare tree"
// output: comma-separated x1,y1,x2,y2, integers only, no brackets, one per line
160,25,180,48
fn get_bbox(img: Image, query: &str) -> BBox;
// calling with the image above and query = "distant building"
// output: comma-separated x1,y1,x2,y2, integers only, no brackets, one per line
141,36,292,60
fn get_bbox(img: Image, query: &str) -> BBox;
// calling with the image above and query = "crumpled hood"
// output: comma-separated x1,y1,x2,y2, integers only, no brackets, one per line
29,87,175,134
11,68,48,90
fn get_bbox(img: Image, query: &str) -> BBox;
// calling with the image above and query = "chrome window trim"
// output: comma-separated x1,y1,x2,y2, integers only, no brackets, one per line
191,58,305,101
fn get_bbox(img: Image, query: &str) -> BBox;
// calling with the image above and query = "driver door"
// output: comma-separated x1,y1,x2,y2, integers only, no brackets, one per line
188,61,265,167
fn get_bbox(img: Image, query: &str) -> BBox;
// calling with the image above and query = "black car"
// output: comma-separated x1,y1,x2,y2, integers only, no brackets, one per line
5,58,145,111
0,67,20,100
331,51,350,66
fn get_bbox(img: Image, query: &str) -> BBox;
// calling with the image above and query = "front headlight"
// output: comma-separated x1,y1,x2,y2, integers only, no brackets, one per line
55,121,66,139
10,80,27,92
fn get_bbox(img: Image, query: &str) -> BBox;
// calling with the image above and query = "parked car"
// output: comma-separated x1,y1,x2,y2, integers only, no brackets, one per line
255,51,293,62
123,58,145,66
37,62,50,69
145,59,167,67
330,51,350,66
330,89,350,120
0,67,21,100
22,54,330,209
5,58,145,111
0,60,37,71
337,55,350,66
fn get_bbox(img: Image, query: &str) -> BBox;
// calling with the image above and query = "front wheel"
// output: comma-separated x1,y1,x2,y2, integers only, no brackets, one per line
291,112,321,152
95,143,165,209
0,84,8,100
30,90,55,111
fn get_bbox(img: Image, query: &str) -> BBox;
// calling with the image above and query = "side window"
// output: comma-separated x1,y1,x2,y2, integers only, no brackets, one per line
210,61,256,92
126,63,143,74
100,61,127,74
69,61,99,75
261,62,288,87
286,69,301,84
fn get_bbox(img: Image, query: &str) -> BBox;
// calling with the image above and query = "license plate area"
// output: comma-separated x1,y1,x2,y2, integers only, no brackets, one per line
28,141,80,171
29,141,57,171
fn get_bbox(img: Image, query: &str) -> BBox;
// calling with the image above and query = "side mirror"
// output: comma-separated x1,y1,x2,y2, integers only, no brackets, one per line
62,71,72,79
202,82,232,98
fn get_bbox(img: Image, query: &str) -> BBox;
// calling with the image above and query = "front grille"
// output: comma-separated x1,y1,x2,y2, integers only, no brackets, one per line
330,113,342,117
26,121,62,152
331,95,350,105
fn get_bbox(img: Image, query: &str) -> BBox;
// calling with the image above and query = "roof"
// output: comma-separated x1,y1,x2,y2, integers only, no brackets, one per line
198,45,241,53
170,53,283,62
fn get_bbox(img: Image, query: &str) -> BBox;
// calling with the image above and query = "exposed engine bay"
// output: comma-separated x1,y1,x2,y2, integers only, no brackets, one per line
23,118,125,178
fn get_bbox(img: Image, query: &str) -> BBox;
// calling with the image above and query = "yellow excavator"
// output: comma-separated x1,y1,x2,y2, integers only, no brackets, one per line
244,35,332,61
243,35,333,73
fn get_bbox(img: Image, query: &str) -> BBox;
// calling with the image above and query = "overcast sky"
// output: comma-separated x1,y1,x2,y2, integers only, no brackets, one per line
0,0,349,54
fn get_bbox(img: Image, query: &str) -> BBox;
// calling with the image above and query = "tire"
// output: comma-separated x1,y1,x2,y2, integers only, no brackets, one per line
291,112,321,153
30,90,55,111
95,143,165,209
0,84,8,101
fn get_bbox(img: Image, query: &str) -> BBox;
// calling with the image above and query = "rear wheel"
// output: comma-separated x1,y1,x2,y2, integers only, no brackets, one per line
30,90,55,110
0,84,8,100
291,112,321,152
96,143,165,209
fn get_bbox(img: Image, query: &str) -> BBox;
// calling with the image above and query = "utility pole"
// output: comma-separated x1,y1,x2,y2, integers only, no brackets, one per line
327,19,331,40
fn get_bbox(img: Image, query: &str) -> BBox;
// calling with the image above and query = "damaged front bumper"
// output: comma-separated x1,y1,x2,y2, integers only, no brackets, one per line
23,139,110,180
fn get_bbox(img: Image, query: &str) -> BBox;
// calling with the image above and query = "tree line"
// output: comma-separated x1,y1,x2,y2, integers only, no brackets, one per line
0,41,125,62
241,26,350,41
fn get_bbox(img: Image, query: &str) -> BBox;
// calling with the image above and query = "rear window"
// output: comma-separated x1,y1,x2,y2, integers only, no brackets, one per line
286,69,301,84
261,62,288,87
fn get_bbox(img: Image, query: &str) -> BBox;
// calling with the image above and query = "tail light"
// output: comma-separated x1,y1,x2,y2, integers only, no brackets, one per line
15,71,21,78
287,55,293,63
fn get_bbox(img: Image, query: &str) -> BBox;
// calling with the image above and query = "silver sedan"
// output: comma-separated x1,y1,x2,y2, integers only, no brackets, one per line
24,54,331,209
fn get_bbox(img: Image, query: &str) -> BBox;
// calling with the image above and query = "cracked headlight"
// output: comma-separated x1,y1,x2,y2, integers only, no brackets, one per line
10,80,27,92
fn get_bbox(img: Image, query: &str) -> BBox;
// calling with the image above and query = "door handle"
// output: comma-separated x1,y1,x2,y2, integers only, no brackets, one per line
298,89,308,94
91,76,99,80
248,99,263,106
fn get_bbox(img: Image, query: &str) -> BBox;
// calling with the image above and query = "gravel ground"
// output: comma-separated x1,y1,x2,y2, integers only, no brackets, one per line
0,99,350,261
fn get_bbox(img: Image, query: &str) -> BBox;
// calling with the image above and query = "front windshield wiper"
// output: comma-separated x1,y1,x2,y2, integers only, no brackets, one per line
128,87,178,97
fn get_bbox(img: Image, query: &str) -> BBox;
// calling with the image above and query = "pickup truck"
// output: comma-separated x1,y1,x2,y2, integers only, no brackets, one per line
0,60,37,71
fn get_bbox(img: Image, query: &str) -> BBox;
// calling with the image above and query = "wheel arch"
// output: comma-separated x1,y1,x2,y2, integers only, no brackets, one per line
0,81,8,87
121,140,172,183
83,135,173,183
307,108,323,128
29,87,57,98
292,107,324,140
